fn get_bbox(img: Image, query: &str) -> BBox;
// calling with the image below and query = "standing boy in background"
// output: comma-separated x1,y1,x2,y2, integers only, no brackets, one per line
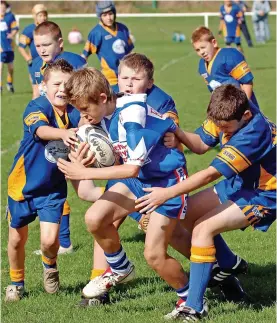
31,21,86,255
219,0,243,52
18,4,48,99
82,1,134,89
191,26,259,107
0,0,18,93
233,0,253,47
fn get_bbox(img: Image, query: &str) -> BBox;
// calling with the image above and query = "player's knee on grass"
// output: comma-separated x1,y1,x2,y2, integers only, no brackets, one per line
40,235,59,253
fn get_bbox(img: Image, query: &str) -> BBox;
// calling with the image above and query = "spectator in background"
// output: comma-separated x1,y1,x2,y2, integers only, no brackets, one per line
68,27,83,44
252,0,271,43
233,1,253,47
0,0,18,93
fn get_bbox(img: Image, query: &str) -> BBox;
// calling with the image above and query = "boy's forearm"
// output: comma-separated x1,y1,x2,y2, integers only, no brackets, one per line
36,126,65,141
166,166,221,199
70,179,103,202
18,47,31,62
81,164,140,181
174,127,209,154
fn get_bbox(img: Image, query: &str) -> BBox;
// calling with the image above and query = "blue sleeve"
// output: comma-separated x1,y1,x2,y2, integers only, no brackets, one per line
194,119,220,147
30,60,37,84
83,28,102,58
23,101,50,137
211,122,273,178
19,26,31,49
125,26,134,52
10,14,18,31
225,49,254,84
69,107,81,127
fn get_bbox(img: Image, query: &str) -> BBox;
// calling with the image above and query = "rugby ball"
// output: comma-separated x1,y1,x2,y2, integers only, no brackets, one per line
73,124,116,168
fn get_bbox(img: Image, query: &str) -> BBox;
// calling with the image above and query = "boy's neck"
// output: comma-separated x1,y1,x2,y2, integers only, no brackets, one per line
52,104,67,116
106,95,117,116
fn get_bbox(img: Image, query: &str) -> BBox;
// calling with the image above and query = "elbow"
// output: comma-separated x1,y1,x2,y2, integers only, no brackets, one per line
130,166,140,178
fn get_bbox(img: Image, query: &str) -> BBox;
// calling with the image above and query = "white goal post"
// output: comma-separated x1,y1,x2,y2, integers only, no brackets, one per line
15,11,277,44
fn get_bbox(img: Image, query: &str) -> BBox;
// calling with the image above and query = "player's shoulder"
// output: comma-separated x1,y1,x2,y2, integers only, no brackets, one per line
24,96,51,115
233,3,241,11
89,23,104,35
117,22,129,31
59,51,86,65
117,93,147,109
221,47,243,59
22,23,35,34
219,4,224,11
147,84,173,103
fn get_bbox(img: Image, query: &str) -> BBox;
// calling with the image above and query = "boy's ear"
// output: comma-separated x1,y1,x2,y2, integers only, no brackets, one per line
99,93,108,104
58,37,64,50
243,110,252,121
212,38,218,48
147,78,154,89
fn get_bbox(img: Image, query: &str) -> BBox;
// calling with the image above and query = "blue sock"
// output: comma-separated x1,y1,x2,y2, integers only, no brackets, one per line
186,245,216,313
11,281,24,287
186,262,213,312
59,214,71,248
175,282,189,302
104,245,132,274
214,234,237,269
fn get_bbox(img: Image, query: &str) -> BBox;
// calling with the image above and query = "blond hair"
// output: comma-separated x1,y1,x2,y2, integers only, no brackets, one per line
118,53,154,80
34,21,62,41
65,67,114,106
43,59,73,83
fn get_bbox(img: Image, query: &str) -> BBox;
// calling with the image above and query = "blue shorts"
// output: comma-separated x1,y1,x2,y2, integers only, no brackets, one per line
106,167,188,219
225,36,241,45
7,191,67,229
215,179,276,232
1,51,14,63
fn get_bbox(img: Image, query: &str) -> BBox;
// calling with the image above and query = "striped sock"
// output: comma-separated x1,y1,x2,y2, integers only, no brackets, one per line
90,268,106,280
104,245,132,275
175,282,189,302
10,268,24,287
186,245,216,313
42,254,57,269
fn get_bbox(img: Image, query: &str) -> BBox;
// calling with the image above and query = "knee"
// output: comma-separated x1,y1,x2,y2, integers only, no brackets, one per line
192,219,213,243
40,236,58,252
85,211,102,234
8,235,26,249
144,247,164,271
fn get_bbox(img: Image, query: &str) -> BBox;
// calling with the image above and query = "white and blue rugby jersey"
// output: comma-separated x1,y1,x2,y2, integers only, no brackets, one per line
101,94,186,180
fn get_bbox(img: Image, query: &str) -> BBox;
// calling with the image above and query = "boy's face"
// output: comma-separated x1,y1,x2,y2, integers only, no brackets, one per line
101,11,115,27
34,33,63,63
1,4,7,17
224,0,232,6
193,39,218,62
44,71,71,108
35,12,48,25
118,65,153,95
76,95,108,125
215,111,252,138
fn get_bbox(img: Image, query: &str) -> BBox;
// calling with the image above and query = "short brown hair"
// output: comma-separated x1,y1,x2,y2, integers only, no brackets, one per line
34,21,62,41
118,53,154,80
207,84,250,122
65,67,114,106
191,26,215,43
43,59,73,83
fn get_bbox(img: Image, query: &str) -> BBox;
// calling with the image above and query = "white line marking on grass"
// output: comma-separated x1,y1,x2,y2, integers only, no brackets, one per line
160,51,194,72
1,141,20,155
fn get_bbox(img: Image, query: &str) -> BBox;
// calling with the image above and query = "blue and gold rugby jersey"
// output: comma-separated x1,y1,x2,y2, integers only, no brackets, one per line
8,96,80,201
83,22,134,86
19,24,38,59
0,12,18,52
198,48,258,107
219,3,242,38
101,94,186,180
195,102,276,201
31,51,86,86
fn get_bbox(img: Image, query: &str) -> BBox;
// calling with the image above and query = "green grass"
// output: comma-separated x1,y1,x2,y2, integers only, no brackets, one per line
1,16,276,323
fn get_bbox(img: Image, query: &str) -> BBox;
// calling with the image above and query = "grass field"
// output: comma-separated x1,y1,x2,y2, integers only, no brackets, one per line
1,15,276,323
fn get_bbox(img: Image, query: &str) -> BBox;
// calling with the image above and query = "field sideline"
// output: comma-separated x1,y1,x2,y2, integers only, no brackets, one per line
1,16,276,323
